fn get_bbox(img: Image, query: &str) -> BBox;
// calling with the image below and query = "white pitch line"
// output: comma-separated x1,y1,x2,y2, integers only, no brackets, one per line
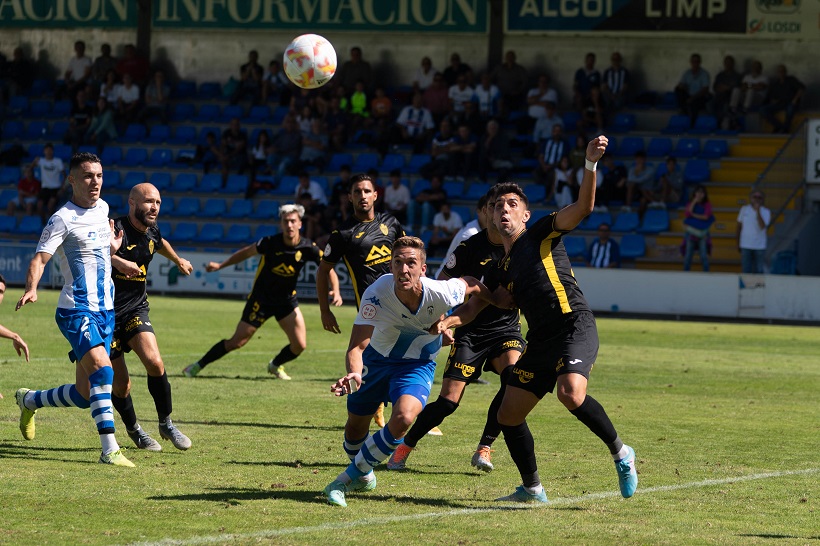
125,467,819,546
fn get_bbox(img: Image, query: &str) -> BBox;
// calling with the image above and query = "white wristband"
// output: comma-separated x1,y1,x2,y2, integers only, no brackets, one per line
585,158,597,172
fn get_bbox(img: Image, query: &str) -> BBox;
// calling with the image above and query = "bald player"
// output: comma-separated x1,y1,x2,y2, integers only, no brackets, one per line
109,182,194,451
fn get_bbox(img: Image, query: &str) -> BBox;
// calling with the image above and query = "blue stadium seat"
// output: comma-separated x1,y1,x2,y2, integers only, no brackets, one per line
48,120,70,141
52,144,72,162
674,138,701,158
689,115,718,135
0,166,20,185
171,149,197,169
100,146,122,166
169,125,197,145
195,223,224,243
326,152,353,173
169,222,198,242
608,113,636,133
225,199,253,218
638,209,670,233
49,99,72,119
120,147,148,167
145,148,173,168
563,236,587,258
77,145,96,155
580,211,613,231
173,80,197,99
197,173,223,193
27,99,52,118
144,124,171,144
158,197,174,216
618,136,644,157
443,180,463,196
271,105,290,125
202,198,227,217
406,154,432,174
122,171,147,190
193,104,220,123
26,143,44,160
173,197,200,217
411,178,431,197
172,172,198,192
562,111,582,131
611,211,640,232
156,221,171,237
662,114,691,135
245,105,271,123
683,159,710,183
225,224,253,244
149,172,172,192
222,174,249,194
30,78,54,98
351,152,380,173
197,82,222,100
619,234,646,258
770,250,797,275
0,189,18,208
2,120,24,139
171,103,196,122
646,137,673,158
0,215,16,233
119,123,147,143
103,170,121,189
380,153,406,173
24,120,49,140
528,208,552,223
250,200,280,219
465,182,491,201
8,96,29,117
656,91,677,110
218,104,244,122
276,176,299,196
523,183,546,204
700,139,729,159
106,193,124,214
450,205,471,223
14,215,43,235
254,224,280,239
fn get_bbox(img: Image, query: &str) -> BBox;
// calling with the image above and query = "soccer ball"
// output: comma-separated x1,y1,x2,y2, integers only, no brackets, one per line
283,34,337,89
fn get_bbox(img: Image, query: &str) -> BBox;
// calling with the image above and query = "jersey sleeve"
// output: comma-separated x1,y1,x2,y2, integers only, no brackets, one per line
529,211,567,241
440,239,471,279
256,236,274,255
36,213,68,256
151,225,165,252
308,242,323,263
439,277,467,308
389,214,406,237
322,230,347,264
353,283,384,326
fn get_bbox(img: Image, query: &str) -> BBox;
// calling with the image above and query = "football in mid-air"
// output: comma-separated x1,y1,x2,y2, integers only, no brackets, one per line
283,34,337,89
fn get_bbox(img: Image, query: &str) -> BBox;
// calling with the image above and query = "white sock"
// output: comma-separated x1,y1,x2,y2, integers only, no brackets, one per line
613,445,629,461
358,471,375,483
524,483,544,495
335,471,352,485
100,433,119,455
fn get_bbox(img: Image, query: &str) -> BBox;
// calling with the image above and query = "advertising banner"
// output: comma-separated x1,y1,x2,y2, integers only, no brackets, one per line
746,0,815,39
0,244,36,285
0,0,137,27
807,119,820,184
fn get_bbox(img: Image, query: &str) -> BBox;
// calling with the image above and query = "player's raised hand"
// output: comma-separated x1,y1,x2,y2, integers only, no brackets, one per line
330,372,361,396
109,219,123,254
586,135,609,163
204,261,221,272
177,257,193,275
321,309,341,334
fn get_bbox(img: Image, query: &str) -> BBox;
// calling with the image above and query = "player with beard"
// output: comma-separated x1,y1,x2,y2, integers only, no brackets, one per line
108,182,194,451
436,136,638,503
316,173,405,428
184,204,339,379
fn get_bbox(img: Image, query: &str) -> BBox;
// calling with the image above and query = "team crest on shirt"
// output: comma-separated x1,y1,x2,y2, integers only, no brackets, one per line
148,240,154,254
446,253,456,269
39,228,51,242
362,304,377,319
379,223,388,235
427,305,434,317
295,250,302,262
324,243,332,256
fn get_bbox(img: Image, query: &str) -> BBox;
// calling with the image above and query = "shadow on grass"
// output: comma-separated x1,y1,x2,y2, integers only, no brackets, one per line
0,442,100,464
0,441,97,454
179,419,342,432
738,534,819,540
226,459,341,469
170,373,283,381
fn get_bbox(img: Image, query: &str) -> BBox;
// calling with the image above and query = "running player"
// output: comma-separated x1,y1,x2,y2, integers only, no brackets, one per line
15,152,134,467
183,204,339,379
316,172,404,427
108,182,193,451
436,136,638,503
322,236,511,507
387,192,524,472
0,273,30,365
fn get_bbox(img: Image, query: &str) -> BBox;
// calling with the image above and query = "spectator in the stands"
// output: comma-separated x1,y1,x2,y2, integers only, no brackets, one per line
60,40,92,100
569,134,588,171
526,74,560,133
384,169,411,225
99,69,119,106
448,74,475,124
412,56,436,92
429,201,464,257
729,60,768,114
413,175,447,229
450,123,478,181
196,131,224,175
473,72,500,121
325,96,349,151
337,46,372,94
139,70,170,124
231,50,264,105
675,53,711,126
492,50,529,116
683,185,714,272
659,156,684,205
33,144,66,224
532,101,564,148
419,119,456,180
262,59,291,106
299,118,329,172
711,55,740,127
85,96,118,153
64,89,93,152
479,119,513,183
553,155,579,209
294,171,328,206
296,104,315,134
248,129,271,186
7,164,40,217
296,191,325,241
573,52,603,132
737,190,771,273
266,115,302,182
626,150,656,213
534,123,567,197
370,85,394,145
760,64,805,134
114,73,141,125
423,72,450,124
90,43,117,94
116,44,149,86
443,52,473,87
393,92,435,153
347,79,370,131
328,164,352,206
602,51,630,114
587,223,620,269
220,117,249,185
597,153,627,210
3,47,35,98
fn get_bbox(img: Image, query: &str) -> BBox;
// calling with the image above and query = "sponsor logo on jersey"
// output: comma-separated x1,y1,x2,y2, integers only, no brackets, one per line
365,244,391,265
354,231,365,239
512,367,534,383
454,362,475,377
480,258,492,265
294,250,302,262
126,244,137,250
501,339,523,350
272,263,296,277
568,358,582,365
367,295,381,307
556,357,565,371
379,223,388,235
361,303,377,319
125,315,143,332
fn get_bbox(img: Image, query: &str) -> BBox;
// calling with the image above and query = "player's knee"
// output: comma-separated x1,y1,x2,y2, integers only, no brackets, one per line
388,408,416,434
291,340,306,354
112,378,131,398
556,386,585,410
144,357,165,376
227,337,249,350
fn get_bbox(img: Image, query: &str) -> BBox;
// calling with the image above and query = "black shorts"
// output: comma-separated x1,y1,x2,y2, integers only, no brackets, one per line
110,307,154,360
443,331,526,384
240,294,298,328
508,311,599,399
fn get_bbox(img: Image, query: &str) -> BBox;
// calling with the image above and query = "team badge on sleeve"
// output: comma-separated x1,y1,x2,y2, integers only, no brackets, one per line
324,243,332,256
362,304,377,319
446,253,457,269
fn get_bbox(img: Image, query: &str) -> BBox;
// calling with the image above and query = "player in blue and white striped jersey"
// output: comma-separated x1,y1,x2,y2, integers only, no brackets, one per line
14,152,134,467
322,236,512,507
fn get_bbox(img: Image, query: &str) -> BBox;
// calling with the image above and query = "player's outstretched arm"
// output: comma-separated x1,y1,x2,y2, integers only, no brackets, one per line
331,324,373,396
317,261,341,333
460,276,515,310
205,244,257,272
555,135,608,232
0,324,29,362
159,238,193,275
111,254,142,278
16,252,51,310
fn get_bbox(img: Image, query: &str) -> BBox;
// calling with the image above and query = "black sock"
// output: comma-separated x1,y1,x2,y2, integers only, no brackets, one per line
479,367,512,446
112,394,138,430
569,395,622,454
271,345,299,367
500,421,539,488
199,339,229,368
404,397,459,448
147,372,172,422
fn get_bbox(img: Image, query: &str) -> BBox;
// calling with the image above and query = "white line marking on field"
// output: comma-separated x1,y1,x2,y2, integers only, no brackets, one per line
125,467,819,546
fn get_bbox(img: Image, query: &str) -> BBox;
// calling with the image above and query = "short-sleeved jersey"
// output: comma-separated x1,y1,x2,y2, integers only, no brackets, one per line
493,212,590,339
111,216,164,315
36,199,115,312
251,234,322,302
322,212,404,307
355,275,466,363
441,229,520,341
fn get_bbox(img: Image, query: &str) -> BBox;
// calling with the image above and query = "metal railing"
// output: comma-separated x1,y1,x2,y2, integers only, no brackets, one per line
754,119,808,227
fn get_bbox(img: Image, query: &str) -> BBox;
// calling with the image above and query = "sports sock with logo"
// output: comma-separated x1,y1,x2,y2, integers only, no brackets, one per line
403,397,458,448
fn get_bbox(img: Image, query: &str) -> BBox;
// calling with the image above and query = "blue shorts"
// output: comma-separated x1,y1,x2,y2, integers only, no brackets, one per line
55,308,114,363
346,346,437,417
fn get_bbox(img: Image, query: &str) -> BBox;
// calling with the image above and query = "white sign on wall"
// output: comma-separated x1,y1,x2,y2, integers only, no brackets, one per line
807,119,820,184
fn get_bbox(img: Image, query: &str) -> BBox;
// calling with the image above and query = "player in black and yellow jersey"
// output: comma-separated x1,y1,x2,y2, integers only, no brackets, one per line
316,173,404,427
388,192,525,472
109,182,194,451
184,204,340,380
437,136,638,504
